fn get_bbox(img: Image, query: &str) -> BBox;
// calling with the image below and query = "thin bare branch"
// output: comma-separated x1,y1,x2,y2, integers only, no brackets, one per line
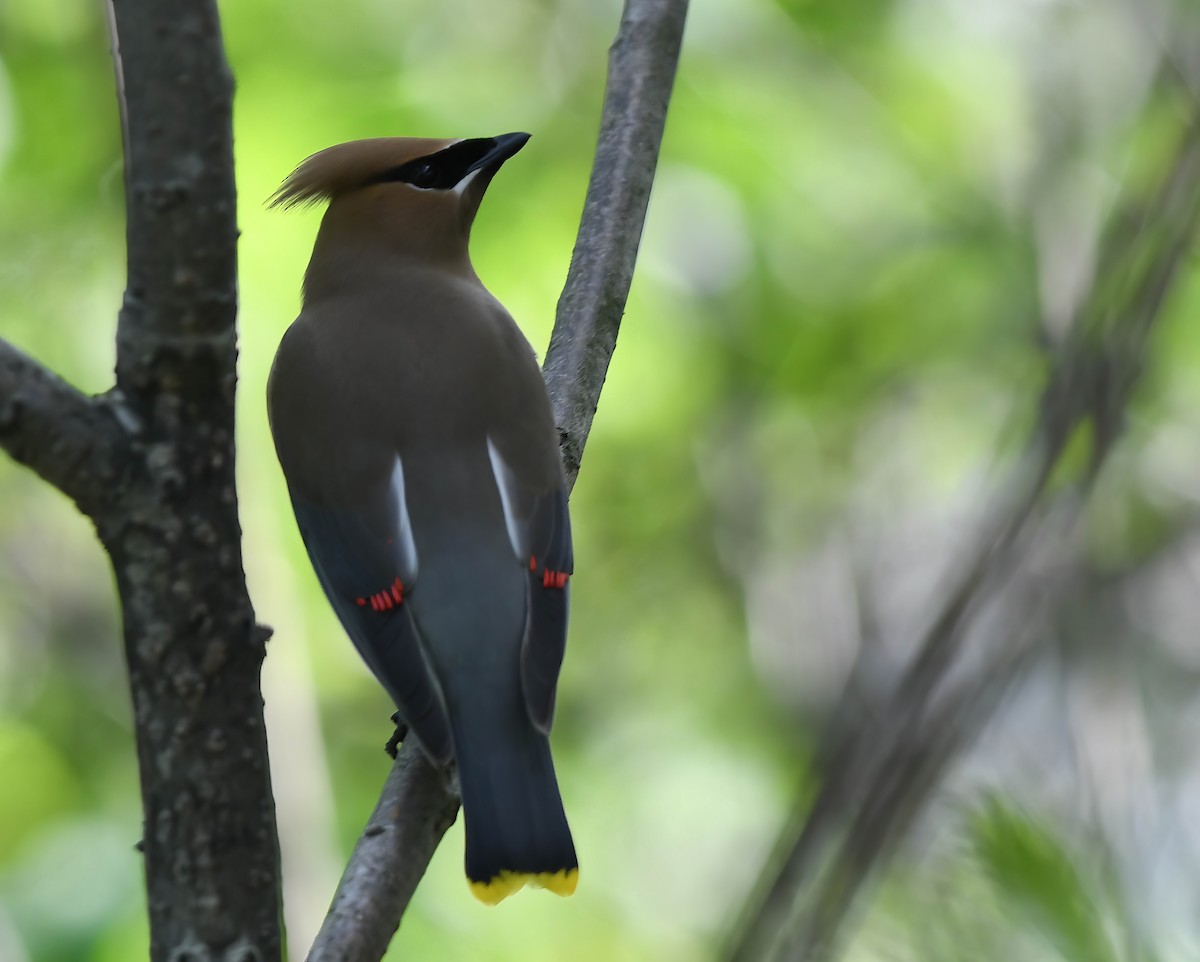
306,746,460,962
305,1,689,958
544,0,689,489
0,339,126,517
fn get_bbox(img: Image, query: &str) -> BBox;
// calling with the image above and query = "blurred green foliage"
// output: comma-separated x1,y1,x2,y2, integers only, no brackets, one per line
972,798,1123,962
2,0,1199,960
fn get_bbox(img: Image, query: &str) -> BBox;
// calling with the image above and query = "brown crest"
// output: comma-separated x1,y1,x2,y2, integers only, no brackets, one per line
269,137,457,208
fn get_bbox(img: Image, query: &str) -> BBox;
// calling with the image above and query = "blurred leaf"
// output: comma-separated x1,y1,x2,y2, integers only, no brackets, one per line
0,725,77,862
972,799,1121,962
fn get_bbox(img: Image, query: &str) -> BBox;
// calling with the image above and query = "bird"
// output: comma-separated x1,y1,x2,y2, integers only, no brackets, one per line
266,133,577,905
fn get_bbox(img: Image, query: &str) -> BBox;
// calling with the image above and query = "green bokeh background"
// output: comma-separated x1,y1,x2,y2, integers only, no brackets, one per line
2,1,1199,960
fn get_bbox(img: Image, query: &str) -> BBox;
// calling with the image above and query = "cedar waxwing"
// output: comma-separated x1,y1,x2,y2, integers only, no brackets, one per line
266,133,577,905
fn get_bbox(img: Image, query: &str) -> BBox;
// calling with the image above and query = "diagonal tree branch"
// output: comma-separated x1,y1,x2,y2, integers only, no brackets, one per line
305,1,689,958
306,746,460,962
543,0,690,488
0,340,127,518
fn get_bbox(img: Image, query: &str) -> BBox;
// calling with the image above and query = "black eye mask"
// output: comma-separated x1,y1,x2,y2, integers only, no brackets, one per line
375,138,497,191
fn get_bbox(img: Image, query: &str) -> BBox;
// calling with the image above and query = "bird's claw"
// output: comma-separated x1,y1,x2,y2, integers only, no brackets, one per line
384,711,409,759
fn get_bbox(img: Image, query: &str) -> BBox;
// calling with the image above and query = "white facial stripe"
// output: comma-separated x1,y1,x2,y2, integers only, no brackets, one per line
389,455,419,581
487,436,523,558
453,168,481,196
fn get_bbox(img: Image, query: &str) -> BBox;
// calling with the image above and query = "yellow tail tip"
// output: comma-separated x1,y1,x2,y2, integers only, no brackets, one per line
468,868,579,905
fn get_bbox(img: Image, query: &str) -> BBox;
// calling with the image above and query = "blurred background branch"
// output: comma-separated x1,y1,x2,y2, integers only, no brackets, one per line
727,59,1200,962
306,1,688,958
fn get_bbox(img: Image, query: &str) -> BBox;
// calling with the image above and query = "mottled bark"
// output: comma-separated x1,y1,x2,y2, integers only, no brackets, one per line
305,0,689,958
0,0,281,959
105,0,282,957
0,340,127,519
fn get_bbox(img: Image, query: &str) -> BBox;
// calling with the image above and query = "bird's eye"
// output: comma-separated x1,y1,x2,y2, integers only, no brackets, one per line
407,161,439,189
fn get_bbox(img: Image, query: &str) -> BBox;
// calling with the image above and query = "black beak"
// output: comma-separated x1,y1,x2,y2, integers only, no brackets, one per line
467,132,531,174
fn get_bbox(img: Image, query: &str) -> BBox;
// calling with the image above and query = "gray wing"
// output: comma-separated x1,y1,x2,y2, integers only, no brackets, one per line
290,455,453,764
488,439,573,732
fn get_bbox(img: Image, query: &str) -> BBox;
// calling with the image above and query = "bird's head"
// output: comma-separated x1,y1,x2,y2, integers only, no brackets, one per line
271,133,530,278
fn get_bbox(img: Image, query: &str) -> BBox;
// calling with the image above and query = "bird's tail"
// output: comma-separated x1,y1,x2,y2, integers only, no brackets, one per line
452,711,578,905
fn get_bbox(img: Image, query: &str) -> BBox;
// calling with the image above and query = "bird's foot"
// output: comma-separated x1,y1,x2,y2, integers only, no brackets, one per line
384,711,409,759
